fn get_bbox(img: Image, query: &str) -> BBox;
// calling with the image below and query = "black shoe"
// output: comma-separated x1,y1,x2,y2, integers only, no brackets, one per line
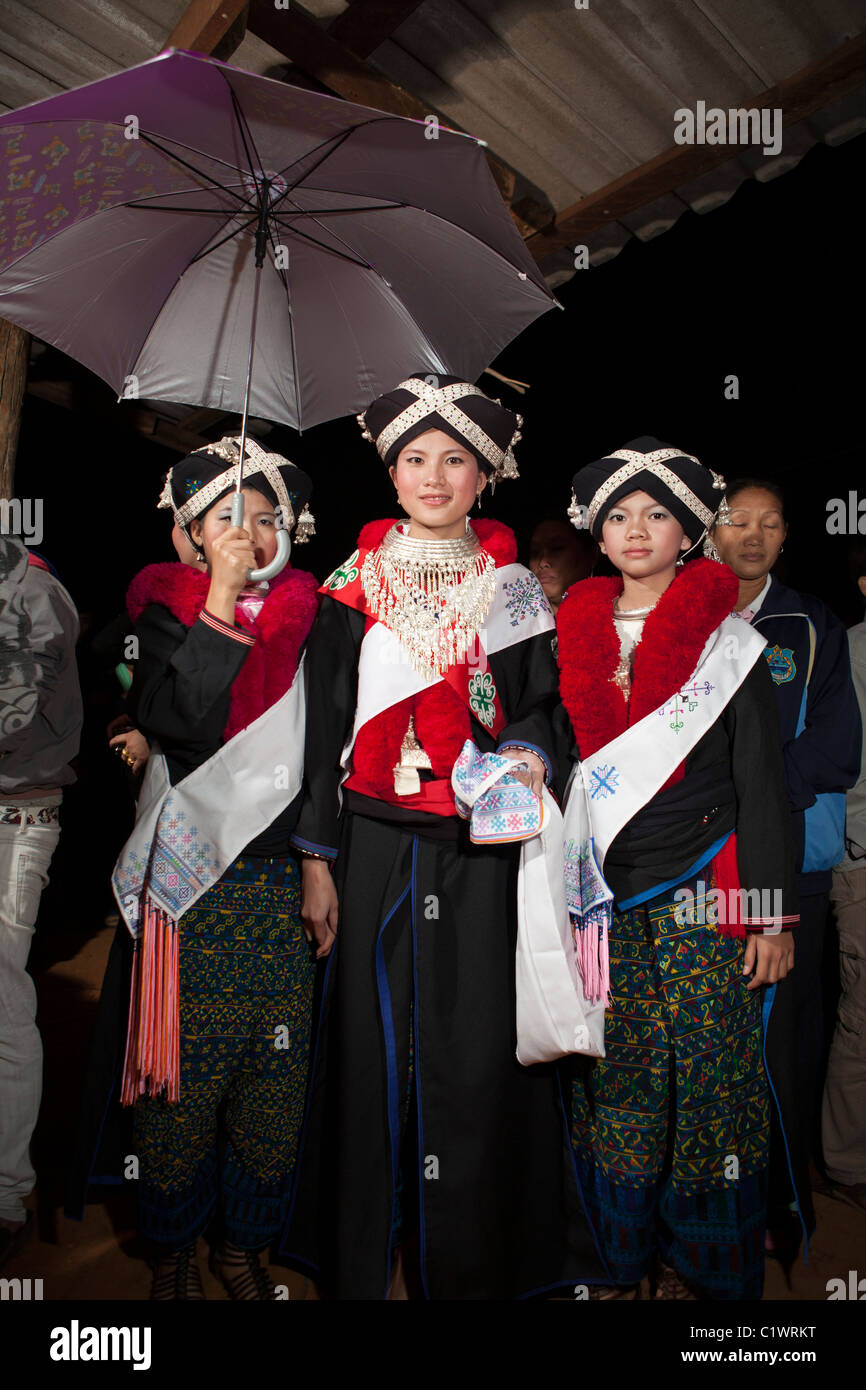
210,1243,276,1300
150,1243,206,1300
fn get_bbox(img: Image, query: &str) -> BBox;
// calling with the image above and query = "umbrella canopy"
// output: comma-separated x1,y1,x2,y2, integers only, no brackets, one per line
0,49,556,432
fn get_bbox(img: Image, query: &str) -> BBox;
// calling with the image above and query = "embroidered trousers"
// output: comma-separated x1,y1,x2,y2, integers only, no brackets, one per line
134,854,315,1250
570,883,770,1299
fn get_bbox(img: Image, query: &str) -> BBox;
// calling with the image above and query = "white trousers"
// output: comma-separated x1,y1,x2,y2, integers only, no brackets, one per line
0,803,60,1223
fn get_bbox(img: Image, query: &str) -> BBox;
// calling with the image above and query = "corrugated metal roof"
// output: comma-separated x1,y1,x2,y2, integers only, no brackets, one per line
1,0,864,282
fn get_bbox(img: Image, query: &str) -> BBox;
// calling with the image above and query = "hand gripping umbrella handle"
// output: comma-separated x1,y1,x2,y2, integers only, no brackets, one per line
231,492,291,582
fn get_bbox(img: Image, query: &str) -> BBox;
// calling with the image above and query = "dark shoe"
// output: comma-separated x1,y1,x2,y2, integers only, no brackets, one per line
210,1243,276,1300
0,1212,34,1270
150,1243,206,1300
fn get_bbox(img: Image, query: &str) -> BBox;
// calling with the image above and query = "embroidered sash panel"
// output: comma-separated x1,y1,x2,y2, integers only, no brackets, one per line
575,616,767,868
113,668,306,938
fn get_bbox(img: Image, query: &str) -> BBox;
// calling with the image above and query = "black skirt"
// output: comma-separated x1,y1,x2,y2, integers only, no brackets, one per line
281,809,606,1299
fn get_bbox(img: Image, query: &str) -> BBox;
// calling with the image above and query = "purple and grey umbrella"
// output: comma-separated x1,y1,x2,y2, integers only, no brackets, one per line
0,48,556,436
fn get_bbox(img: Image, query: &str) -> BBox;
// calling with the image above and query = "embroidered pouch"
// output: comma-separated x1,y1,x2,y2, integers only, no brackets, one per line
451,739,543,844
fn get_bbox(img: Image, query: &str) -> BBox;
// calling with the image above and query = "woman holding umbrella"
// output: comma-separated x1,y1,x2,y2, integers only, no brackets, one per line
282,373,605,1300
69,436,319,1300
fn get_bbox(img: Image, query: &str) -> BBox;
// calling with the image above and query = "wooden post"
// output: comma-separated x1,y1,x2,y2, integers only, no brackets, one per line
165,0,249,61
0,319,30,500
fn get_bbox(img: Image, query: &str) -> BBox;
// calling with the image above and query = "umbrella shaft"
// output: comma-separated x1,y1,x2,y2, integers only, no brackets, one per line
235,262,263,493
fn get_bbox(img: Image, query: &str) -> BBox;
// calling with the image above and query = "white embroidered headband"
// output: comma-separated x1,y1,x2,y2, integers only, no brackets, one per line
158,435,315,541
583,447,726,533
357,378,522,484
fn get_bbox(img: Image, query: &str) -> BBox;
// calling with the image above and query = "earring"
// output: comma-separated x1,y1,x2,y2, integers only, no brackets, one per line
475,489,483,513
703,535,721,562
676,556,685,568
779,545,784,554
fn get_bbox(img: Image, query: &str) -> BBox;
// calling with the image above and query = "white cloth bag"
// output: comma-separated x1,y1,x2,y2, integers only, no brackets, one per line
516,786,606,1064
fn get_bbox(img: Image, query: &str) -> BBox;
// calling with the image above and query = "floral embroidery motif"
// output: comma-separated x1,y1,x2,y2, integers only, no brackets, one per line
589,764,619,800
325,550,360,591
502,574,551,628
468,670,497,728
658,680,714,733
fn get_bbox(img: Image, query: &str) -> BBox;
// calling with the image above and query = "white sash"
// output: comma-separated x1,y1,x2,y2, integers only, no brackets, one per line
520,615,765,1064
112,664,306,937
342,562,554,773
516,788,606,1064
573,615,766,868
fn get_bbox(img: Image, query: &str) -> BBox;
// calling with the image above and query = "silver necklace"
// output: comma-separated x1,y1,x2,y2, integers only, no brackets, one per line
361,522,496,677
613,598,656,620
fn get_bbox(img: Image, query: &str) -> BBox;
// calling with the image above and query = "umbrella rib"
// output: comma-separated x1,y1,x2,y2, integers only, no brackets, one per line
262,217,302,435
270,112,434,204
281,217,446,387
120,182,250,209
188,216,259,264
276,200,451,373
271,203,406,218
225,81,268,194
270,126,360,207
138,133,254,211
275,223,374,270
284,182,551,298
131,205,249,214
137,129,261,189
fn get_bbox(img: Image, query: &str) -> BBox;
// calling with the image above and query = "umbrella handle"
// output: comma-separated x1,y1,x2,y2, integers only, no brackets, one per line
231,492,291,581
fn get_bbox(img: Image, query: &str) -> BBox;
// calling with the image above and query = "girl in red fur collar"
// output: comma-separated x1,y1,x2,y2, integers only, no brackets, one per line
558,436,801,1302
283,374,604,1301
77,438,319,1304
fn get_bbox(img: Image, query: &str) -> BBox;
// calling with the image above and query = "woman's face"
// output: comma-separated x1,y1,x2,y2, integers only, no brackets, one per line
389,429,486,538
189,486,279,574
529,521,593,605
712,487,787,581
600,490,690,579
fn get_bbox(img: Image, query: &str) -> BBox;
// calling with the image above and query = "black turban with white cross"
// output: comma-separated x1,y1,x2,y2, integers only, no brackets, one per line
358,374,522,484
570,435,726,542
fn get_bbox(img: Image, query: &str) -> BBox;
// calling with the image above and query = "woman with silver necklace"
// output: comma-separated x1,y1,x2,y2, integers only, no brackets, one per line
280,374,605,1299
557,436,803,1300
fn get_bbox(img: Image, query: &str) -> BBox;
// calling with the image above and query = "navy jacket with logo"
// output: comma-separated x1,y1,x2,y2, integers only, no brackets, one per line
752,575,860,894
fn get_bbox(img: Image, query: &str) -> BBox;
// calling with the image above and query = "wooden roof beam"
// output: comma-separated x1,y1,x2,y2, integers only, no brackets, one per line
528,31,866,261
330,1,426,61
246,0,553,232
166,0,249,63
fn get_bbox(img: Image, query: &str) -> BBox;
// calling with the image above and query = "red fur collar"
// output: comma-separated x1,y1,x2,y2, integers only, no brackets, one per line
127,561,319,738
557,559,739,769
357,517,517,567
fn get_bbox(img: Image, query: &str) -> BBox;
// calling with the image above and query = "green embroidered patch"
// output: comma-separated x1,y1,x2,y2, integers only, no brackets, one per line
325,550,360,591
468,670,497,728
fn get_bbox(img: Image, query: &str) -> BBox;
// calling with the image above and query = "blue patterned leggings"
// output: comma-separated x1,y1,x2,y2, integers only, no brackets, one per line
134,855,315,1250
570,884,770,1298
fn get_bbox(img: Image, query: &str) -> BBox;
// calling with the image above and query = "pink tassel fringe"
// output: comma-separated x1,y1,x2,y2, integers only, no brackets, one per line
120,900,180,1106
